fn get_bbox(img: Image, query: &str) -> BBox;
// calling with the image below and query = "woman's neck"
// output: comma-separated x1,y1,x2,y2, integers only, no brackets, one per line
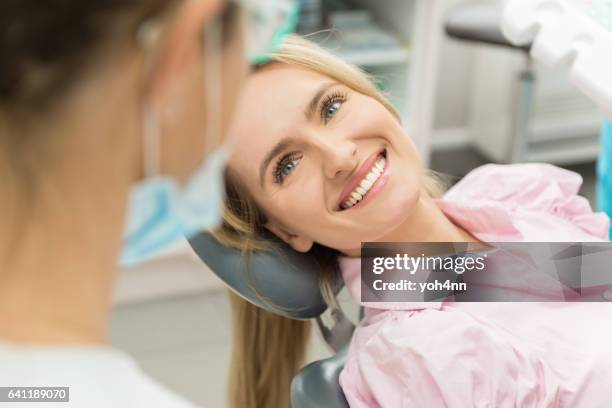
342,190,480,258
383,191,479,243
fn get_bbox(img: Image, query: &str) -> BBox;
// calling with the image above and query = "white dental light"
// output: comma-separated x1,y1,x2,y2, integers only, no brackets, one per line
502,0,612,119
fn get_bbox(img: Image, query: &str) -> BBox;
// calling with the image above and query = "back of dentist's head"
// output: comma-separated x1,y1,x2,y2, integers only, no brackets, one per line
211,34,448,408
0,1,241,118
0,0,168,109
0,1,246,265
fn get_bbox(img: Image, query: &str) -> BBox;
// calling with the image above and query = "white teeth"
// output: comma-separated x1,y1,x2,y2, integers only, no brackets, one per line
361,179,373,190
341,155,387,210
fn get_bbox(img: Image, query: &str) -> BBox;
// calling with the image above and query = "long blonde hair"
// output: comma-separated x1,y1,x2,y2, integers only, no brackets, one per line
211,35,448,408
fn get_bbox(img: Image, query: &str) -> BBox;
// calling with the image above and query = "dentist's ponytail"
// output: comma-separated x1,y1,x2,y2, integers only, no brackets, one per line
211,35,447,408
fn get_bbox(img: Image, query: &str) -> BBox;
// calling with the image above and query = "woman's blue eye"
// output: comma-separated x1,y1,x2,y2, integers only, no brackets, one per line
274,154,302,184
320,92,348,123
325,101,342,120
281,159,299,177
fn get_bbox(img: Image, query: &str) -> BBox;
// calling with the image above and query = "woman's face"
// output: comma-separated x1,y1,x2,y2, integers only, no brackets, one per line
228,63,423,254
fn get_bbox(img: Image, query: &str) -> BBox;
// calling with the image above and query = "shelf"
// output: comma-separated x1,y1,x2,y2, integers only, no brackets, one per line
529,113,601,143
302,8,411,68
306,26,411,67
113,239,223,305
526,145,600,164
525,134,601,164
323,46,410,67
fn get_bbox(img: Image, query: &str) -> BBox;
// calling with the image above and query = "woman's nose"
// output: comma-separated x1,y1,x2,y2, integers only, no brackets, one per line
319,138,358,179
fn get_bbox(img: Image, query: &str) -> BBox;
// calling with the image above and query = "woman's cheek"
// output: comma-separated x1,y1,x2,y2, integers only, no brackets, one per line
347,105,391,135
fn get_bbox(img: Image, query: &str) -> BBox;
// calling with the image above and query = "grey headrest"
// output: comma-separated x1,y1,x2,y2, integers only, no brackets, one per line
187,231,344,320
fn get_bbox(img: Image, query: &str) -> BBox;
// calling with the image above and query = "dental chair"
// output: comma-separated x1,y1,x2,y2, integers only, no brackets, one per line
445,0,533,163
188,232,353,408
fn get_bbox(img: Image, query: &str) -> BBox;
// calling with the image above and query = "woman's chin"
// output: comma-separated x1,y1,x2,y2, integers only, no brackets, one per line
358,187,420,238
381,179,420,212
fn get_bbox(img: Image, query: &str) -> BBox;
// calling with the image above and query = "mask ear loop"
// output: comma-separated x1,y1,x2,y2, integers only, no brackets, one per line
203,20,224,159
142,106,161,178
136,20,164,179
137,13,225,181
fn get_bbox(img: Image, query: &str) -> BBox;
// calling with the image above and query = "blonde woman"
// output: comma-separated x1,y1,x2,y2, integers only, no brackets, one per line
214,35,612,408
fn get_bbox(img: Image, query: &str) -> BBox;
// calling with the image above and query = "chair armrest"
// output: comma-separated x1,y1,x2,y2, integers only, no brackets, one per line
290,347,349,408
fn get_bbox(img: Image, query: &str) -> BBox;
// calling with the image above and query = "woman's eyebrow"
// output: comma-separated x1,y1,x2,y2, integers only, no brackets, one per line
259,82,338,189
259,137,297,188
304,81,337,120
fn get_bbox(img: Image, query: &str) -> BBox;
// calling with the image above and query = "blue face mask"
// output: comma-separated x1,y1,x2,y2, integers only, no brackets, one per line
119,0,299,266
119,147,229,267
120,20,229,267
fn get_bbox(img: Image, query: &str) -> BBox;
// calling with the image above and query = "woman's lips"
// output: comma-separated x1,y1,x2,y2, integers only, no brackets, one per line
342,154,389,211
336,148,387,211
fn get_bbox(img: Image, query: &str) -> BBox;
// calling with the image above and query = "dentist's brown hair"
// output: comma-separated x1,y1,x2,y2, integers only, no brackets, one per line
0,1,171,111
211,35,447,408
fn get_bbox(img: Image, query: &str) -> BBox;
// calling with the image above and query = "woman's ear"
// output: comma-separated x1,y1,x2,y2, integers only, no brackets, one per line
264,222,314,253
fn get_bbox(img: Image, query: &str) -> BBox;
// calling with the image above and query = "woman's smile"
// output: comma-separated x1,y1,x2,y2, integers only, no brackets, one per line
336,148,390,211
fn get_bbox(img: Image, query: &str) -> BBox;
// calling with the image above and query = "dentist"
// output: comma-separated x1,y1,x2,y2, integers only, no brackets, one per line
0,0,295,406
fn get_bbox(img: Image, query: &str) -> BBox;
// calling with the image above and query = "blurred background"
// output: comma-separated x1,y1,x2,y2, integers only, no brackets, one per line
109,0,609,405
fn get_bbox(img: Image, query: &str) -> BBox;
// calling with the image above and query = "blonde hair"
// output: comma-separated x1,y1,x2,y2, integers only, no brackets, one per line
211,35,448,408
